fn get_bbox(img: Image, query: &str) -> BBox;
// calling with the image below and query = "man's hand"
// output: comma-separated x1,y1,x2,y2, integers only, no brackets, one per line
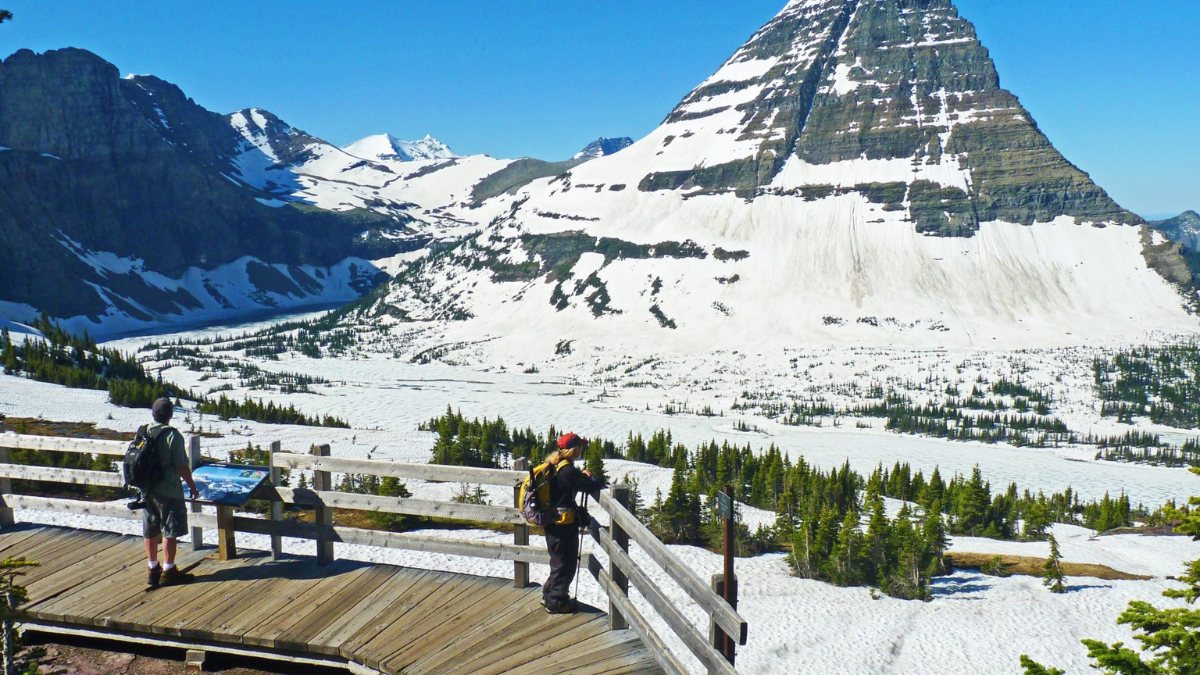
582,469,593,478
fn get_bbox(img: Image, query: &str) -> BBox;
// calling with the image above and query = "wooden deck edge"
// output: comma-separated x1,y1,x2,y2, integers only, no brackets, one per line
17,620,380,674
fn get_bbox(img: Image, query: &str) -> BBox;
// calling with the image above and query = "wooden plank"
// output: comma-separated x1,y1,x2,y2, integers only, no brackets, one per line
0,434,127,456
448,613,613,675
25,537,148,615
7,530,112,585
357,574,499,672
239,561,395,649
0,464,123,487
222,517,549,564
304,568,436,657
23,535,134,597
377,576,518,673
108,554,275,636
505,630,652,675
272,452,522,487
434,605,606,675
3,495,218,531
273,564,415,654
588,554,689,675
175,558,288,641
592,522,737,675
28,538,166,623
404,590,547,675
0,526,59,558
600,490,748,645
275,487,525,525
334,570,458,660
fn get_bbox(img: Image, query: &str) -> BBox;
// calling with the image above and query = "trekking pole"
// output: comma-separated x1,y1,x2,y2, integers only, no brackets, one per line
574,491,590,602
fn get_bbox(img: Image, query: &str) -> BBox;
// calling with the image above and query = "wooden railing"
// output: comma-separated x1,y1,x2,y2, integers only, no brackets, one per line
0,427,545,587
587,487,748,675
0,427,749,674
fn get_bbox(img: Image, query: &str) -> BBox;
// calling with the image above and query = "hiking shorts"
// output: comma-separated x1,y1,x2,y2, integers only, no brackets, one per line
142,495,188,540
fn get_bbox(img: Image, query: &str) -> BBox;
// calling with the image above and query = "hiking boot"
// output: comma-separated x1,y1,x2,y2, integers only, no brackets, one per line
147,565,162,588
160,566,195,586
541,598,576,614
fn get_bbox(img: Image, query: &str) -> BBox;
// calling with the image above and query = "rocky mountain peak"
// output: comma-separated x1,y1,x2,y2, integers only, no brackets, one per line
574,137,633,161
638,0,1139,233
343,133,457,162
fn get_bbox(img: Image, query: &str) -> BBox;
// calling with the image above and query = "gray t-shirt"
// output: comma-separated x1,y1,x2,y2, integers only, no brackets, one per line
146,422,188,499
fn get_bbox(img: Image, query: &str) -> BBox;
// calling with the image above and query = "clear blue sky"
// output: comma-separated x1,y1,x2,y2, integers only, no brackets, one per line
1,1,1195,216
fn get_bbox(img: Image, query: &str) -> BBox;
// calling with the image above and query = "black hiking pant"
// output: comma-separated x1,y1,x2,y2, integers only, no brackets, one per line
543,523,580,610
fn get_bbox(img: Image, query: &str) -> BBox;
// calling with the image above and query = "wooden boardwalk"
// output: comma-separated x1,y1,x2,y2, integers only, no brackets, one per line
4,525,663,675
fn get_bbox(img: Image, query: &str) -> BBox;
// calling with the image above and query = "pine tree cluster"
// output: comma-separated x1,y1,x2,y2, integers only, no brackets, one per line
196,394,349,428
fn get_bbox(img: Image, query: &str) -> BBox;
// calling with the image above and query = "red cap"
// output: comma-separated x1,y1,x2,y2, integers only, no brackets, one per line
557,433,588,450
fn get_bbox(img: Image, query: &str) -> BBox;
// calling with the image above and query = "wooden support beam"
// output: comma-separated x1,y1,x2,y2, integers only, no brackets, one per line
216,505,236,561
608,484,631,630
0,421,13,527
188,436,203,552
512,457,529,588
311,444,333,565
268,440,282,560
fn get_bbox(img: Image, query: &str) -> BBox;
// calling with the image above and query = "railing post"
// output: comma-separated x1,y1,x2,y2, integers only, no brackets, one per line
188,435,203,551
709,573,738,669
312,444,334,565
609,484,631,630
512,457,529,588
217,505,237,561
269,440,283,560
0,421,12,528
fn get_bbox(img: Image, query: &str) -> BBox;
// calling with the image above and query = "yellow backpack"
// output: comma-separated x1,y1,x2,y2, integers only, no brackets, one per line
518,458,573,527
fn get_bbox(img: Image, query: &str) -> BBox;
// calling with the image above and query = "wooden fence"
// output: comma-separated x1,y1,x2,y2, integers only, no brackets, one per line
0,427,748,674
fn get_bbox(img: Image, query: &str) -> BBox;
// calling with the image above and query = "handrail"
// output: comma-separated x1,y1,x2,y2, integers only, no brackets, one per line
598,490,748,644
271,451,523,487
589,487,749,675
589,521,737,675
0,432,544,580
0,432,127,456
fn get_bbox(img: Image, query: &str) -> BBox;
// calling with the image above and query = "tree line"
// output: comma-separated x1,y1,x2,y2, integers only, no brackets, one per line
420,409,1143,599
1,316,348,428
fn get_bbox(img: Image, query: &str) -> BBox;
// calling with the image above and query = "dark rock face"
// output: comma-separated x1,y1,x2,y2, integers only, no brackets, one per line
640,0,1141,233
0,48,391,323
574,137,633,160
1151,211,1200,252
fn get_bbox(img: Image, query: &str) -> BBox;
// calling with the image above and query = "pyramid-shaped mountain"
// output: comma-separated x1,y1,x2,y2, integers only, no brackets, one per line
368,0,1195,355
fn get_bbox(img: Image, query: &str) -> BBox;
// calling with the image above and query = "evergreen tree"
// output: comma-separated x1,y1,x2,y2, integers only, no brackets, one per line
830,506,864,586
1042,534,1066,593
0,556,38,675
0,10,11,25
585,445,608,486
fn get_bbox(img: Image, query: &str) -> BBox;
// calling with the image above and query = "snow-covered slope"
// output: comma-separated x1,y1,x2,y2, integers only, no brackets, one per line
366,0,1197,358
343,133,458,162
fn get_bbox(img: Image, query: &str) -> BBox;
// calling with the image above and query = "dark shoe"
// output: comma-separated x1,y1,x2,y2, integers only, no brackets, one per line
147,565,162,588
541,598,576,614
160,567,195,586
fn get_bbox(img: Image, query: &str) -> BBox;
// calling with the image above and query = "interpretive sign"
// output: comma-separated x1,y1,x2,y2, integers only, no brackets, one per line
716,490,734,520
189,463,270,507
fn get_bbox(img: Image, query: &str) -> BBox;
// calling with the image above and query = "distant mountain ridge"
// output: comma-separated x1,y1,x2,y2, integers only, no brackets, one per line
0,48,497,335
343,133,457,162
1151,211,1200,252
574,137,633,160
361,0,1196,357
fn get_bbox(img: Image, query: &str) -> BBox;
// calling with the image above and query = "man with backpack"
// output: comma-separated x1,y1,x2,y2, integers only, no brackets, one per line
538,432,605,614
138,398,199,588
